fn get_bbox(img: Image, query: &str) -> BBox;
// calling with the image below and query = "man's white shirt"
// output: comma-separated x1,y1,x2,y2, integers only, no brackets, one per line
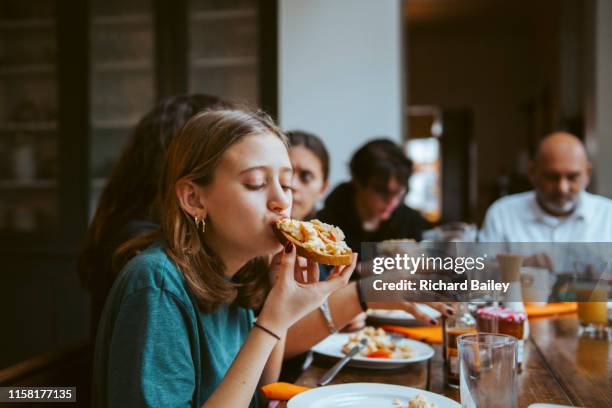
479,190,612,243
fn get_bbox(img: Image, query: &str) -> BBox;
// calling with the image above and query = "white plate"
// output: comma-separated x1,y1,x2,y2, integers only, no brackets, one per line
311,332,435,369
288,383,460,408
528,404,576,408
367,304,441,327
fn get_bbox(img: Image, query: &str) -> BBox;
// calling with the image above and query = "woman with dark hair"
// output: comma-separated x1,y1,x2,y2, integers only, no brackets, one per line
318,138,430,253
92,108,357,407
78,94,230,338
286,130,329,221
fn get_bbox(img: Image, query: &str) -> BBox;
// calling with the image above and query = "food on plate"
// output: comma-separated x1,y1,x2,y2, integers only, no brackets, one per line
342,326,414,359
393,394,438,408
274,218,352,265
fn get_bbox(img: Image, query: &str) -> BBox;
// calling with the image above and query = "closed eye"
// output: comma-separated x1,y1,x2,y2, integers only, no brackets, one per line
244,183,265,190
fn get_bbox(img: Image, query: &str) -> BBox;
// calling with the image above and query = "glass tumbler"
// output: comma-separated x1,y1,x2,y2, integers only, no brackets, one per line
458,333,517,408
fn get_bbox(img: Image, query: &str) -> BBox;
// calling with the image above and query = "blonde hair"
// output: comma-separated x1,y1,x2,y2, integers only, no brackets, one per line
116,108,287,312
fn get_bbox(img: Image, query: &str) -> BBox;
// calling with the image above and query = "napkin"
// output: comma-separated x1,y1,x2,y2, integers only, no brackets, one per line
381,325,443,344
524,302,577,318
261,382,311,401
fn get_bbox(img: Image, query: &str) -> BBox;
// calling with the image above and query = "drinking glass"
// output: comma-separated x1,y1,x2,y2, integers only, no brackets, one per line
458,333,517,408
572,261,610,337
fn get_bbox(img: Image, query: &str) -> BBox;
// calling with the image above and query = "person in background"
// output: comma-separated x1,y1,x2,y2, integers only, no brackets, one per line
480,132,612,244
286,130,329,221
78,94,230,339
480,132,612,278
317,139,430,255
282,131,363,382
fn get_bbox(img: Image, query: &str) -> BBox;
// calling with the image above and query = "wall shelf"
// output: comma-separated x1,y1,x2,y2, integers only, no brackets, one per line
191,8,256,21
191,56,256,68
0,179,56,189
0,64,55,76
93,60,152,73
92,14,150,26
91,118,138,130
0,121,58,132
0,18,55,30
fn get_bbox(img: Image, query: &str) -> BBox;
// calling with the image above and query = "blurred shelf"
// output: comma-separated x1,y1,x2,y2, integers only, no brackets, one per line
92,14,150,26
0,121,57,132
0,18,55,29
0,178,107,190
0,179,56,189
191,8,256,21
0,63,55,75
93,60,152,72
191,56,256,68
91,118,138,130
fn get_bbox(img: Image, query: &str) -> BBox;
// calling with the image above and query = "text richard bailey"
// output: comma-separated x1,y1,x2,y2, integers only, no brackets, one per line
368,253,510,294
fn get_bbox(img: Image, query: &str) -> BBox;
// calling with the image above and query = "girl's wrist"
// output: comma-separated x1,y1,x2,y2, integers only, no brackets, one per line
355,279,369,312
257,307,290,335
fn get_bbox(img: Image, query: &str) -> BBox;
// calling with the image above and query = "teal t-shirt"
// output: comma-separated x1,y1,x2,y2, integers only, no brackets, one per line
92,242,257,407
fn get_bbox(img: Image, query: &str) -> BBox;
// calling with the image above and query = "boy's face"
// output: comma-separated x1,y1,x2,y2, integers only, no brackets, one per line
354,176,406,222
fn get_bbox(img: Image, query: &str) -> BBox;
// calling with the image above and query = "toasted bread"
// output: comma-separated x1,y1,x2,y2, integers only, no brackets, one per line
273,218,353,266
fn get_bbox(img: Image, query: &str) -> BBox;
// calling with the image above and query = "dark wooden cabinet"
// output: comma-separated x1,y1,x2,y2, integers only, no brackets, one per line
0,0,277,369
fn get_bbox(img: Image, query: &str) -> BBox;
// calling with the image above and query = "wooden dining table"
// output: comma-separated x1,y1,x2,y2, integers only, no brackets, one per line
279,314,612,407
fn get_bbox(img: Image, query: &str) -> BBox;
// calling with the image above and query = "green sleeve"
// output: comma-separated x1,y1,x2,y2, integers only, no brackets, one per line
107,288,196,407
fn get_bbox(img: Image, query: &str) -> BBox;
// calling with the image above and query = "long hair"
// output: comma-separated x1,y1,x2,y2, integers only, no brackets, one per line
78,95,229,322
286,130,330,181
115,108,287,312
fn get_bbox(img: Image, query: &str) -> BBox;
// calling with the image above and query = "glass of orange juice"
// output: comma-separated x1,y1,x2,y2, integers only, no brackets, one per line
572,261,610,337
573,282,609,337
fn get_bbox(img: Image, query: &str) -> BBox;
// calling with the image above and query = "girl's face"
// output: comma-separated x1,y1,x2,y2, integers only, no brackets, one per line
201,132,293,263
288,145,328,220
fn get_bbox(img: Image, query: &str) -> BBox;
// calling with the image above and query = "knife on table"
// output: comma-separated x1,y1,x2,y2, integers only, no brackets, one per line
317,338,368,386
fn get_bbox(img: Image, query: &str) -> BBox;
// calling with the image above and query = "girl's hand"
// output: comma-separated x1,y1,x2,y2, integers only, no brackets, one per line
258,243,357,334
341,312,367,332
367,301,454,325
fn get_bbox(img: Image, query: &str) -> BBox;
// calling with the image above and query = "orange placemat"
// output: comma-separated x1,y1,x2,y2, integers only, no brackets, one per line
261,382,310,401
381,325,443,344
524,302,577,318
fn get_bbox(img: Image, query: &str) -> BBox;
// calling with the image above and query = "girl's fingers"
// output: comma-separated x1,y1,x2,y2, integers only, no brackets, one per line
315,254,358,294
294,256,309,283
326,253,358,281
338,253,358,281
423,302,454,318
294,264,303,283
297,257,307,268
399,302,438,325
306,259,319,283
278,243,297,283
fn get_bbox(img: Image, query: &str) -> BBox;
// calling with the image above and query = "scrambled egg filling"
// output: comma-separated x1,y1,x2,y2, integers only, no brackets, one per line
277,219,351,255
393,395,438,408
342,326,414,359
